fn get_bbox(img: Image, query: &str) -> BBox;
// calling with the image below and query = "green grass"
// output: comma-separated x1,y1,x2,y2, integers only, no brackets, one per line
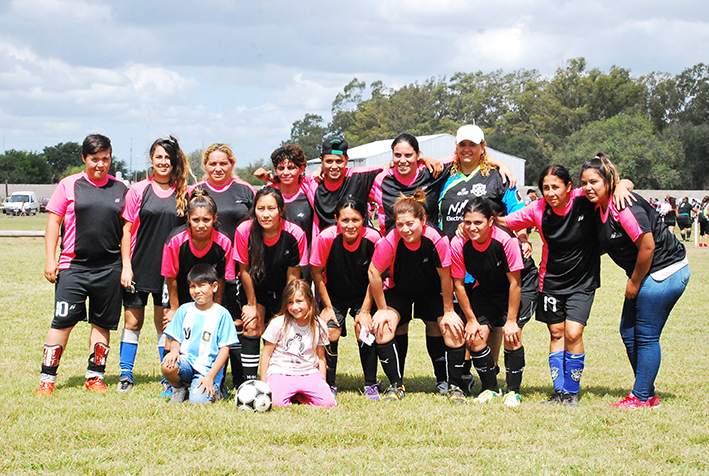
1,235,708,475
0,212,48,231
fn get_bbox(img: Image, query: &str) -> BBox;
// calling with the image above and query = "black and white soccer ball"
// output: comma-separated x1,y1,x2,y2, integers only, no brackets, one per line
235,379,273,412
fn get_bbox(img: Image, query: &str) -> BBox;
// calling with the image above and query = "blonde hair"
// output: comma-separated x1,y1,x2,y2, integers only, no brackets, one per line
202,143,236,181
393,189,427,222
451,140,492,178
581,153,620,197
278,280,322,353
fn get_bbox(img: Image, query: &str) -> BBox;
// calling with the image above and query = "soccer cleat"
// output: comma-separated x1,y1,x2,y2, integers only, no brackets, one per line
446,385,467,404
116,376,134,393
541,390,564,405
648,395,661,408
84,377,108,394
381,385,405,402
610,392,650,409
36,381,55,396
473,389,501,403
364,384,381,401
330,385,338,396
436,381,449,395
562,392,579,407
503,391,521,407
170,385,188,404
460,374,476,396
159,383,173,398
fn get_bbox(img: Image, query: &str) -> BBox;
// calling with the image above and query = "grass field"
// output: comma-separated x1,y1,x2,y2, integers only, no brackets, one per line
1,220,708,475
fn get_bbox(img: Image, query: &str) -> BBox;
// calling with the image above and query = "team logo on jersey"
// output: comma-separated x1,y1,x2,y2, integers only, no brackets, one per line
457,188,470,196
297,213,305,218
577,215,585,222
610,232,623,239
115,198,120,203
571,368,583,381
472,184,487,196
202,331,212,342
423,257,429,263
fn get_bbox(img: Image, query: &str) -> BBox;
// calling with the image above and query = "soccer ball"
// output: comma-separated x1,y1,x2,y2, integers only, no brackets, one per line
235,379,273,412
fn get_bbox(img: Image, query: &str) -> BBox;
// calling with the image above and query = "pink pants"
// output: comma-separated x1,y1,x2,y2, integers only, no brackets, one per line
267,372,337,407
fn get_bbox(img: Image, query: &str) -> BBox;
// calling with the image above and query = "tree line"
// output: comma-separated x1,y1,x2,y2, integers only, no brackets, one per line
285,58,709,189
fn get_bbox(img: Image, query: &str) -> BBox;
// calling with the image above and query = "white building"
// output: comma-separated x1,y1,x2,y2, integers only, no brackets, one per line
307,133,526,186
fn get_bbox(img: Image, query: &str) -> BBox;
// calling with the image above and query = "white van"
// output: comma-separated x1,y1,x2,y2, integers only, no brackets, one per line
2,191,39,215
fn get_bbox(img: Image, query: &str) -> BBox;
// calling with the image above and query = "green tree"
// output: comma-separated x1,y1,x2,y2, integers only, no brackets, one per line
661,122,709,189
187,149,205,183
234,158,268,186
0,150,53,183
286,113,328,160
553,115,683,189
43,142,83,178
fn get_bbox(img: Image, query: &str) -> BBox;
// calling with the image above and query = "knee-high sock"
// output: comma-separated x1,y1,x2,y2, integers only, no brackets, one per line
240,335,261,381
563,351,585,394
504,346,525,393
377,340,403,387
359,341,378,386
395,334,408,376
119,329,140,380
157,333,166,362
445,344,466,389
471,346,499,392
229,341,244,387
426,335,447,383
549,351,564,392
325,340,339,387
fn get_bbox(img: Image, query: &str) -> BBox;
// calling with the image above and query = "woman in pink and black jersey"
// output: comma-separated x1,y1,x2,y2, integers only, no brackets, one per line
310,196,381,398
192,143,255,386
581,154,689,408
37,134,128,396
368,191,460,402
451,198,533,406
117,135,191,393
502,165,633,406
233,186,308,381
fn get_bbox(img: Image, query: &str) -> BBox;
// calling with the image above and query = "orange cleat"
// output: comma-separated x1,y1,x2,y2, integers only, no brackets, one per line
36,381,55,396
84,377,108,393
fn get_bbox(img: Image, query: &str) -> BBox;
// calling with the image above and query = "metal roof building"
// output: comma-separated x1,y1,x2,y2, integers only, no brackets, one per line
307,133,526,186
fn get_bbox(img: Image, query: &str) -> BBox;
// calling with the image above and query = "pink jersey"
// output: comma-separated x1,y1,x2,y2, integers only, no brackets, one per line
122,178,177,256
233,219,308,267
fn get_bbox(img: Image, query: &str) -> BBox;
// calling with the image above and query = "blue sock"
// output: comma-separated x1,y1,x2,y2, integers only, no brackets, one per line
563,351,585,394
157,333,167,385
119,329,140,381
549,351,564,392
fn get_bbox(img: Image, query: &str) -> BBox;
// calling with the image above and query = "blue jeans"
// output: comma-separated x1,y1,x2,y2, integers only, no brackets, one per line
177,359,224,404
620,264,690,401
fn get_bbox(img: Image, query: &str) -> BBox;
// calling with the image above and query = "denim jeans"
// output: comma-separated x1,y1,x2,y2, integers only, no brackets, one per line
177,359,224,404
620,264,690,401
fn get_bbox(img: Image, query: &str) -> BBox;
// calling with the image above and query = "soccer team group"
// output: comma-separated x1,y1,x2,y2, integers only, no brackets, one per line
34,125,690,409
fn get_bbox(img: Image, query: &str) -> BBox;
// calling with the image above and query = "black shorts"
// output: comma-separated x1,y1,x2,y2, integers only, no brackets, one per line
465,285,530,329
123,289,163,309
385,288,444,327
222,279,242,321
664,216,676,227
52,266,122,331
254,287,283,323
536,290,595,326
700,221,709,236
677,215,691,230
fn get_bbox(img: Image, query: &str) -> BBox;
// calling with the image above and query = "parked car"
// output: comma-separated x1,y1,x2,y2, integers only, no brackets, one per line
1,191,39,215
39,197,51,213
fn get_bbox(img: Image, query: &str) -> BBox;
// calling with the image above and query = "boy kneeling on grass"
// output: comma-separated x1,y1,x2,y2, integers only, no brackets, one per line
161,264,238,404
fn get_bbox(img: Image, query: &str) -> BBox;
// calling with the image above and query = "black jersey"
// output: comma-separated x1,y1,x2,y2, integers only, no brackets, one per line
283,187,314,246
595,193,686,278
311,167,382,231
193,179,255,244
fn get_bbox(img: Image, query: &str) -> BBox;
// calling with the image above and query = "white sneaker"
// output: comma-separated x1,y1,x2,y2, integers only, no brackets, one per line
473,389,500,403
503,391,521,407
170,386,188,404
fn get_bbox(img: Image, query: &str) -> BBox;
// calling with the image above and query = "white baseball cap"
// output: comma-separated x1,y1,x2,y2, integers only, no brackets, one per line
456,124,485,144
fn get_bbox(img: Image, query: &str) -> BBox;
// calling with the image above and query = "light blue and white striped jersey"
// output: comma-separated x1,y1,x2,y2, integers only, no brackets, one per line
165,302,239,376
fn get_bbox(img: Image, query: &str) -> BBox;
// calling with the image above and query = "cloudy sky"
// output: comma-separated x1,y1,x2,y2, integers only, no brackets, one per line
1,0,708,170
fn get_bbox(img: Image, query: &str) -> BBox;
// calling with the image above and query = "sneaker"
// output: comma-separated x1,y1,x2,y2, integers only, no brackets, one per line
159,383,173,398
329,385,338,396
436,381,449,395
610,392,650,409
381,385,405,402
36,381,55,396
460,374,476,396
562,392,579,407
473,389,501,403
84,377,108,394
364,384,381,401
541,390,564,405
116,376,134,393
503,391,521,407
446,385,467,404
170,385,188,404
648,395,661,408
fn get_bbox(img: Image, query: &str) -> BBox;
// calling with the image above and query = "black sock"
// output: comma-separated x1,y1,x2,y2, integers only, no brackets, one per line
504,346,525,394
240,335,260,381
229,341,244,388
445,345,466,389
471,346,499,392
377,340,402,387
359,341,378,386
326,340,339,387
426,335,447,383
395,334,408,376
